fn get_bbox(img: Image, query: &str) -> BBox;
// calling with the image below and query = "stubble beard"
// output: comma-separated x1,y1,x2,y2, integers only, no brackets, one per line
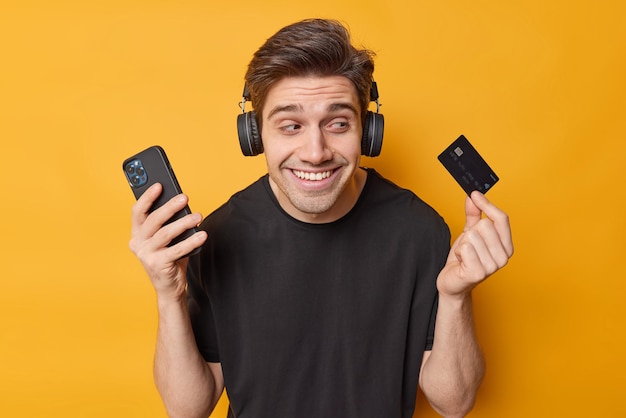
284,184,344,215
272,164,352,217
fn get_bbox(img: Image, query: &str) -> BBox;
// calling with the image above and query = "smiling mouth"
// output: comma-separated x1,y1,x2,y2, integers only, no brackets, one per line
292,169,334,181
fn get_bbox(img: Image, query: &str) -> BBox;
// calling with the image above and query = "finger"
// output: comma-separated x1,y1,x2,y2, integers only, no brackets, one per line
131,183,163,231
152,212,203,250
469,191,514,256
166,229,208,261
462,223,510,275
130,186,192,256
451,239,487,286
139,193,191,242
132,212,205,263
147,193,189,229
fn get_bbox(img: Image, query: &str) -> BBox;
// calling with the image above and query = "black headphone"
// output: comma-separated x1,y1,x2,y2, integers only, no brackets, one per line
237,81,384,157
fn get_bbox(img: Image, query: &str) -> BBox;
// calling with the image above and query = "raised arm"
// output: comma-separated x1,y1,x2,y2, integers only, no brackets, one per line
129,183,224,417
420,191,513,417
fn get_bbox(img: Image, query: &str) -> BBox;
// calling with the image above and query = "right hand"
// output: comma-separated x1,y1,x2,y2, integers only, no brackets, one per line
129,183,208,300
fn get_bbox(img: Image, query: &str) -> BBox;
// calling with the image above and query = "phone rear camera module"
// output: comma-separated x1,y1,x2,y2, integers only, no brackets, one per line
125,159,148,187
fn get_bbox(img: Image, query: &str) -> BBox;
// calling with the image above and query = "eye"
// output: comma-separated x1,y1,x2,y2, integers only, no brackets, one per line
279,123,301,134
327,119,350,133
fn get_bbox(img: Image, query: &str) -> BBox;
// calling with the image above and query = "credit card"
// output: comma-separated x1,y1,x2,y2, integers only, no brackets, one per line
437,134,499,195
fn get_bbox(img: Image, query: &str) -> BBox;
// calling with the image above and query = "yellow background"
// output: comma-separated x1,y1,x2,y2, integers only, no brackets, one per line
1,1,624,416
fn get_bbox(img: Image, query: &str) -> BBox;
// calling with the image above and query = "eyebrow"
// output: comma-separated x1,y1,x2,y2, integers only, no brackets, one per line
328,102,359,115
267,104,302,120
267,102,359,120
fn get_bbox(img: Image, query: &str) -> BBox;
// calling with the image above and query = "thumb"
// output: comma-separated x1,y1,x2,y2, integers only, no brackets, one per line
464,191,483,231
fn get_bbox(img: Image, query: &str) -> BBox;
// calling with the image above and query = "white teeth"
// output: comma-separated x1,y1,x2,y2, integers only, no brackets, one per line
293,170,332,181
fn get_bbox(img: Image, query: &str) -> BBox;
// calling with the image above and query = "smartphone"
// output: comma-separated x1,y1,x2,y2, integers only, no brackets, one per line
123,145,201,256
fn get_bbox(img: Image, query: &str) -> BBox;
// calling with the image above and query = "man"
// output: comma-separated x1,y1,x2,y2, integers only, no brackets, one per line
129,18,513,418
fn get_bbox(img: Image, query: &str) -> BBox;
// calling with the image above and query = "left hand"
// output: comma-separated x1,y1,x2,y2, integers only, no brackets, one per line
437,191,514,298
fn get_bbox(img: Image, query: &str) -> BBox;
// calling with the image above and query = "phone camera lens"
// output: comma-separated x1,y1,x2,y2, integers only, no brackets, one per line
125,159,147,188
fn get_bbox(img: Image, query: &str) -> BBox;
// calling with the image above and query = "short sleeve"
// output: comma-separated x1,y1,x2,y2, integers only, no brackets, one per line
186,258,220,362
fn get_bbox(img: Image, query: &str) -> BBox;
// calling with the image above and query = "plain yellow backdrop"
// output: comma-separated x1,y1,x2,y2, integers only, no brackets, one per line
1,0,624,416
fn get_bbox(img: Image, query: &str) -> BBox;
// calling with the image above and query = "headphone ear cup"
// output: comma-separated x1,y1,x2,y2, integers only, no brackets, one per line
361,111,384,157
237,111,264,156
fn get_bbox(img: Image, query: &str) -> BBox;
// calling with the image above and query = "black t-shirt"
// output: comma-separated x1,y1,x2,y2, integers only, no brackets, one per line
187,168,450,418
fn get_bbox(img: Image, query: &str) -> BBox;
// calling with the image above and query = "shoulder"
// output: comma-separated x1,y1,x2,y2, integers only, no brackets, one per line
362,168,448,230
200,175,272,230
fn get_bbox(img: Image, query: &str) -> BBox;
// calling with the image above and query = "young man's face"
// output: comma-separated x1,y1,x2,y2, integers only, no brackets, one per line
260,75,366,224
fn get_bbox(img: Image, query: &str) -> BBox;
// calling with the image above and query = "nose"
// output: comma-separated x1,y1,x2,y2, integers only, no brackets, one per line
297,127,334,164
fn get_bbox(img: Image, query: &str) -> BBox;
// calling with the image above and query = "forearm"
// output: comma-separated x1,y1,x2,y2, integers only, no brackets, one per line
154,295,222,418
420,292,485,417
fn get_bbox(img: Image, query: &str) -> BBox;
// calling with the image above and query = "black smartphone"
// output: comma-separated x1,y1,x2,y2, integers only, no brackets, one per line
123,145,201,256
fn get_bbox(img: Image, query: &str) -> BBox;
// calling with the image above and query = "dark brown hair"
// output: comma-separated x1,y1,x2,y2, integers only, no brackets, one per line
244,19,376,123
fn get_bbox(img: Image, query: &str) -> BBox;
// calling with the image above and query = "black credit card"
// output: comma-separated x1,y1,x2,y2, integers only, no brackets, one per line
437,134,499,195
